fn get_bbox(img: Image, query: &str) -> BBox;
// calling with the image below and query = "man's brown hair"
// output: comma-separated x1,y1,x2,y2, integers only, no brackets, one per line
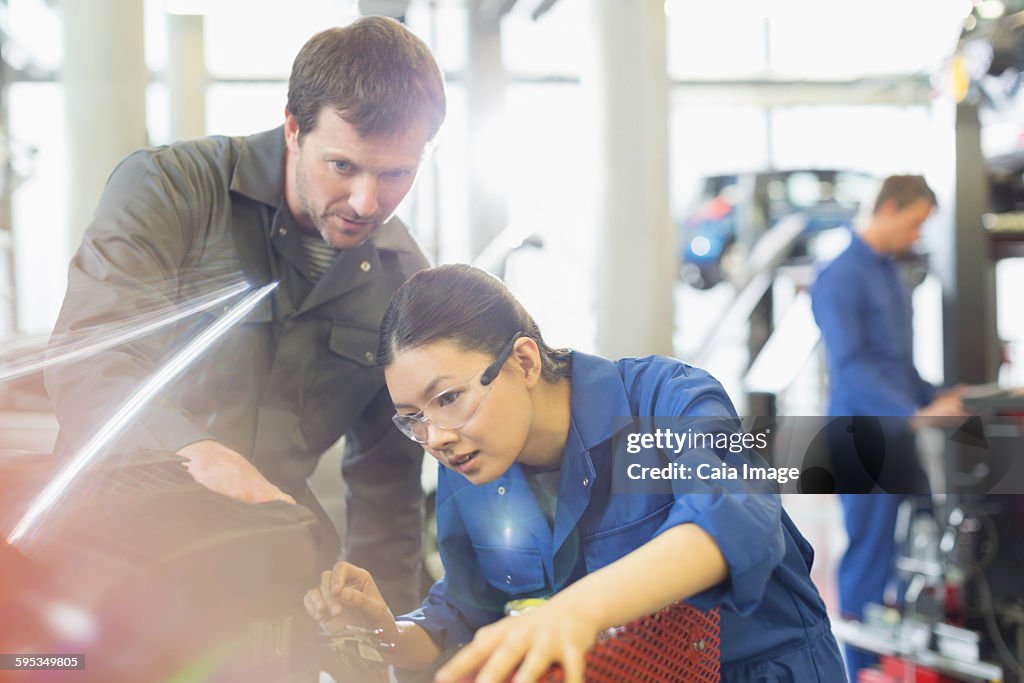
872,174,938,214
287,16,446,142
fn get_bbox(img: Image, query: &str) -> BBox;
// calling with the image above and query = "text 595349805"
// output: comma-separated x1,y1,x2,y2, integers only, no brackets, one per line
0,654,85,670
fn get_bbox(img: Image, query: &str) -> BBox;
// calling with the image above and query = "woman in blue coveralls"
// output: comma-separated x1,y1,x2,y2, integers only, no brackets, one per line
304,264,846,683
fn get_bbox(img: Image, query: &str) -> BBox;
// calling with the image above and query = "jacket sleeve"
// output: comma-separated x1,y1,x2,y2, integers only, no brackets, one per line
811,266,923,417
397,469,506,651
44,149,218,456
632,360,786,616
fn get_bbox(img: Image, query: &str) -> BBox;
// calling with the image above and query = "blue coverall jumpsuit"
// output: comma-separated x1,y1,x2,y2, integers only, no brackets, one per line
401,351,846,682
812,233,937,680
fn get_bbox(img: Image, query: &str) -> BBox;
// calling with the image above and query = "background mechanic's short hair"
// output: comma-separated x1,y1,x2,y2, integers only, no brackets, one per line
872,174,937,214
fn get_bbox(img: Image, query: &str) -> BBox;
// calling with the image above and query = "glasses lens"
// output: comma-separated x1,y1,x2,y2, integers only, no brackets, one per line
391,365,502,444
425,382,487,430
392,414,429,443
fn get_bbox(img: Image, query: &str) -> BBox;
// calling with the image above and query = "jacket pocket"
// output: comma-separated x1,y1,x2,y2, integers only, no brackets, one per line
328,323,381,367
582,500,674,572
472,544,547,594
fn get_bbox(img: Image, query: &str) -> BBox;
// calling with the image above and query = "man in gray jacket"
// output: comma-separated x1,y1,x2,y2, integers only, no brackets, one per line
44,17,444,613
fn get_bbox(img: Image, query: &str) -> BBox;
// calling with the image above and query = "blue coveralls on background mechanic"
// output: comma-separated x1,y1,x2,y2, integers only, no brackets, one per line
811,175,968,680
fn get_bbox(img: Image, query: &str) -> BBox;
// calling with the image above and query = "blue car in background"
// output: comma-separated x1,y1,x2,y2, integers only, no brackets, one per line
678,169,876,289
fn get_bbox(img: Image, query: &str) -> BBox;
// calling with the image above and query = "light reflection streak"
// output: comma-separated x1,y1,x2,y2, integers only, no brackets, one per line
6,282,279,547
0,280,251,383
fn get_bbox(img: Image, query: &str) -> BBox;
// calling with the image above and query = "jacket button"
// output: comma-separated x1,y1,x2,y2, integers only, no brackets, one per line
505,575,512,584
360,261,372,272
278,227,287,236
497,486,506,496
364,351,375,363
582,478,589,487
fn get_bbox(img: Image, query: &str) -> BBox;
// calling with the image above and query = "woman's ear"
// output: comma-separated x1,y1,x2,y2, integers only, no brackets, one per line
511,337,542,388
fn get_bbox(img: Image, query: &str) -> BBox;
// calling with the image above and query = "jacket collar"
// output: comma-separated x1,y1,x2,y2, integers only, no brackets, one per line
850,231,891,265
550,352,632,570
566,351,634,450
230,126,285,208
441,351,636,588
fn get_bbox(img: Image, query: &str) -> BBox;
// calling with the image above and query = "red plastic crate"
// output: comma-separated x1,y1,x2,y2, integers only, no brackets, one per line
536,602,721,683
881,655,944,683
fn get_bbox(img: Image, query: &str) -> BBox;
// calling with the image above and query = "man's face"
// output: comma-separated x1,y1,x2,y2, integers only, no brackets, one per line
284,107,430,249
883,197,934,254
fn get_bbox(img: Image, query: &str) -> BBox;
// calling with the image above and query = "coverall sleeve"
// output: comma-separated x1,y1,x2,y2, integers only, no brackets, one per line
637,361,786,616
397,468,506,651
44,150,217,456
811,267,923,417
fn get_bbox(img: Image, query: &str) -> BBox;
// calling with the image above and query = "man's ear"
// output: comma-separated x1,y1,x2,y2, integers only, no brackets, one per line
284,108,301,152
876,198,899,217
511,337,543,388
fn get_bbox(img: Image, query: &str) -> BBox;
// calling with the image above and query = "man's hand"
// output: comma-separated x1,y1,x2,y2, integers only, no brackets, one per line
178,440,295,504
912,386,971,429
915,386,970,418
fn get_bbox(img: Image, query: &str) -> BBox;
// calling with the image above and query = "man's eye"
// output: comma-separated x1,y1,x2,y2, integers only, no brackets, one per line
384,169,410,179
332,160,352,172
435,391,462,408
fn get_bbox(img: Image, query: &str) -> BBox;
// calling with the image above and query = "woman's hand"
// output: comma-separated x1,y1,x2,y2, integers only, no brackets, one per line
434,603,600,683
303,561,398,643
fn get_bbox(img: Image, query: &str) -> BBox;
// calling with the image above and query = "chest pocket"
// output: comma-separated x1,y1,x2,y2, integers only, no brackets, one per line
582,500,674,573
472,544,547,594
328,323,381,367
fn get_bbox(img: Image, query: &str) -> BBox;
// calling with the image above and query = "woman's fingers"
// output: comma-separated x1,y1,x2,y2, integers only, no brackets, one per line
434,630,495,682
302,589,326,621
337,586,393,631
472,631,530,683
330,562,364,599
435,613,593,683
320,569,343,616
555,643,585,683
508,637,584,683
306,562,392,630
507,641,555,683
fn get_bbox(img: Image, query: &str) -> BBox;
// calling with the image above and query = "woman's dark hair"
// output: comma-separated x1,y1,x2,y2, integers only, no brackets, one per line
378,264,571,382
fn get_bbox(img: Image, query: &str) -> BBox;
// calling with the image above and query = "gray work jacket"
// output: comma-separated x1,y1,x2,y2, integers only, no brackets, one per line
45,127,429,495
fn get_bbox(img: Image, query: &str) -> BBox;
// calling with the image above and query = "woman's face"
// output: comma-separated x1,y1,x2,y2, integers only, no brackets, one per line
385,339,536,484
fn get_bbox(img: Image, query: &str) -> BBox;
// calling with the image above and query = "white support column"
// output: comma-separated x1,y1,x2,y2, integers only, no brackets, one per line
465,0,507,262
61,0,148,252
585,0,673,358
167,12,206,142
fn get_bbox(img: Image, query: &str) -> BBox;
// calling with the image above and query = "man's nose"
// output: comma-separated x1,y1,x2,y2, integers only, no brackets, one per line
349,174,379,218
